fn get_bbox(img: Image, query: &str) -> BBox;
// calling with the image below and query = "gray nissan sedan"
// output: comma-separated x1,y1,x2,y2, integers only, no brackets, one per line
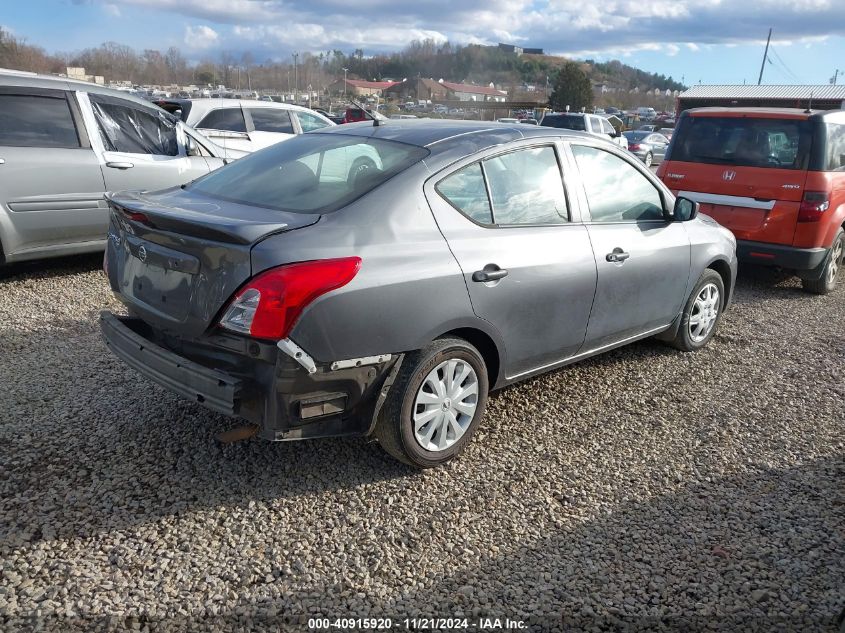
101,120,737,468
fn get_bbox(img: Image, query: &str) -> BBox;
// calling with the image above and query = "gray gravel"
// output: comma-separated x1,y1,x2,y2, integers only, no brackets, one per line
0,255,843,632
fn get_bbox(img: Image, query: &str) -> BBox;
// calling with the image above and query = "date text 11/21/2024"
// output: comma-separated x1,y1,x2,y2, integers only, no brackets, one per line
307,617,528,630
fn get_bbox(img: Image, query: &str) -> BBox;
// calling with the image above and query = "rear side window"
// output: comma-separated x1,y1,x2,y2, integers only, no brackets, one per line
825,123,845,171
0,94,79,148
436,163,493,224
90,95,178,156
197,108,247,132
249,108,294,134
572,144,664,222
296,111,331,132
670,116,812,170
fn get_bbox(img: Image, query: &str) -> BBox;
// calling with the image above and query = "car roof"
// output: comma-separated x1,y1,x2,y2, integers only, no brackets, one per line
310,118,595,155
684,107,845,123
0,68,161,112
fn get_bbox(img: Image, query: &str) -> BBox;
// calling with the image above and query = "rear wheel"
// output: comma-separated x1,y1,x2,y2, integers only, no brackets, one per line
801,228,844,295
643,152,653,168
669,269,724,352
374,338,488,468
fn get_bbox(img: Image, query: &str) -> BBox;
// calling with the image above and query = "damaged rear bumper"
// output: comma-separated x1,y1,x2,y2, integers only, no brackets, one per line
99,311,398,441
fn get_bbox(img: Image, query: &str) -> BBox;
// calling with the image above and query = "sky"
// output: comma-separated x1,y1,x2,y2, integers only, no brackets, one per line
3,0,845,85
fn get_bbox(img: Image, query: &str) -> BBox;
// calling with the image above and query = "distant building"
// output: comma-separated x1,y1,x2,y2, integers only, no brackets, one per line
498,43,544,56
383,78,448,102
677,84,845,112
327,78,398,97
65,67,104,85
441,81,508,102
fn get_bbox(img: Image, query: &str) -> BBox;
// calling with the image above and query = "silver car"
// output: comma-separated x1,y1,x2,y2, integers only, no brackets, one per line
100,121,737,467
0,70,231,264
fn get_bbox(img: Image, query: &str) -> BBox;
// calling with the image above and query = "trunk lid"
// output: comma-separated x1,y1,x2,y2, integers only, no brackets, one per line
662,161,808,245
106,187,320,337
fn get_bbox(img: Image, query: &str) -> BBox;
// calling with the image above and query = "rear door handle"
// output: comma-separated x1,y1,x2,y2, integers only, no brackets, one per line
606,248,630,263
0,158,5,164
106,161,134,170
472,267,508,282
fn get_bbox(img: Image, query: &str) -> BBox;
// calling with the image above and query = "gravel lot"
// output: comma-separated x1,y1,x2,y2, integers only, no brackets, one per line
0,255,842,632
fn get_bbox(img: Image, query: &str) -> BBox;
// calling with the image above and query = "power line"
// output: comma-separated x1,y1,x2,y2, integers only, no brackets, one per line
768,46,802,83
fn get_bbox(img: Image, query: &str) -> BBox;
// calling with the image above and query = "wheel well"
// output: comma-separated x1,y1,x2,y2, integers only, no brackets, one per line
442,327,501,387
707,259,732,305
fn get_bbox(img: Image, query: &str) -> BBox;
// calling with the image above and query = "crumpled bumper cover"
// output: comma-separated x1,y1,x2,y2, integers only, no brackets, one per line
99,311,242,416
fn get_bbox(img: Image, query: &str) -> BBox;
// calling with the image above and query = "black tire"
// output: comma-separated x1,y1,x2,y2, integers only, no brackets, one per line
374,338,489,468
801,228,843,295
348,157,376,188
644,152,653,168
669,269,725,352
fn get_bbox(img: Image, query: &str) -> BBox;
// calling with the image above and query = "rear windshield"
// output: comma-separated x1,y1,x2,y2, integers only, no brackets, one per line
540,115,586,131
189,134,428,213
623,131,650,141
670,115,812,170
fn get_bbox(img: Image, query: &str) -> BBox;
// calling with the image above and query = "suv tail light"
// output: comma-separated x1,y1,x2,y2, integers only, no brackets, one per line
219,257,361,340
798,191,830,222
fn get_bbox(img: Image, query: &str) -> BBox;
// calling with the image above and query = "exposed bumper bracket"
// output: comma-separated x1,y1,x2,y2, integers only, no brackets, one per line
276,338,317,374
330,354,392,371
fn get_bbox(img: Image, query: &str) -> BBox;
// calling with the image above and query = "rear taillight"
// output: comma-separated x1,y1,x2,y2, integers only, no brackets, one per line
219,257,361,340
798,191,830,222
629,143,641,151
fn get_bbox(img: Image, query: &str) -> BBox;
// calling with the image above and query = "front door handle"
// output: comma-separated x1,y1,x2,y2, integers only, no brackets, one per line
606,248,630,263
106,161,134,170
472,266,508,282
0,158,5,165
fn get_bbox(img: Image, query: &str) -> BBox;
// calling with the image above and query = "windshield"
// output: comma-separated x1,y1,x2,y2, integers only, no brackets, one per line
541,115,586,131
670,116,812,170
189,134,428,213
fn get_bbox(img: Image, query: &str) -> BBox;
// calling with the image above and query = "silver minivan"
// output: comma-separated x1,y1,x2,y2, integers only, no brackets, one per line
0,70,230,264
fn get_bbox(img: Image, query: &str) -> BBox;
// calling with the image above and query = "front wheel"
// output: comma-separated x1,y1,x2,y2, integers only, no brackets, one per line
802,228,843,295
669,269,725,352
374,338,489,468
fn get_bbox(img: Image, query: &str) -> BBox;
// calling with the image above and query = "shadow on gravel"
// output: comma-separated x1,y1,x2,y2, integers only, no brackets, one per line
731,264,810,302
0,253,102,283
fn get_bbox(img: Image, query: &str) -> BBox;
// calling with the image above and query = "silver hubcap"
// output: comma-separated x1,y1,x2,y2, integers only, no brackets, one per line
827,238,843,285
689,283,720,342
413,359,479,452
645,153,652,167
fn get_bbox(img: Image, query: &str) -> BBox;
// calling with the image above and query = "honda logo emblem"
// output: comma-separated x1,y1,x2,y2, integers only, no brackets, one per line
722,170,737,182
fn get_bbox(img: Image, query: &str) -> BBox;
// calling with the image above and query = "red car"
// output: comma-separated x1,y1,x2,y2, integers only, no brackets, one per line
658,107,845,294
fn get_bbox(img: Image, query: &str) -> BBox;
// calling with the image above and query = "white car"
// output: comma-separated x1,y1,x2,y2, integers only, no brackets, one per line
153,99,335,154
539,112,627,148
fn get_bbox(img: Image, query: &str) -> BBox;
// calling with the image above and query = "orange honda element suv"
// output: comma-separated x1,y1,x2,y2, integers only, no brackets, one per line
657,108,845,294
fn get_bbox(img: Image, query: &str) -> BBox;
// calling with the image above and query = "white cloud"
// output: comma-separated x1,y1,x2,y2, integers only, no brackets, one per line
184,24,219,49
104,3,121,16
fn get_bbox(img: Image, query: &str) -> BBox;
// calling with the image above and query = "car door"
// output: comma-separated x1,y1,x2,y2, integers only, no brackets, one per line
0,87,107,260
647,134,670,162
82,93,214,193
293,110,334,133
244,107,296,150
425,142,597,378
567,141,691,349
193,105,254,153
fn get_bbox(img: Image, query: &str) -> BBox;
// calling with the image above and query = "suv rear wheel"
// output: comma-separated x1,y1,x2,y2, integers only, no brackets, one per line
802,228,844,295
374,338,488,468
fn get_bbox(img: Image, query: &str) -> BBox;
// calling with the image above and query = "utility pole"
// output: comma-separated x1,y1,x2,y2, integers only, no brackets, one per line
832,69,840,85
342,67,348,99
292,52,299,102
758,28,772,85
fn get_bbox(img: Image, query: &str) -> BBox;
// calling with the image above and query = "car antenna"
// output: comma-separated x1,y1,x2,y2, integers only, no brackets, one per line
805,91,814,114
351,97,384,127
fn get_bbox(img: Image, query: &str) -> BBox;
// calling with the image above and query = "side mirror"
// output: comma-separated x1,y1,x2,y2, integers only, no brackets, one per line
185,136,200,157
673,196,699,222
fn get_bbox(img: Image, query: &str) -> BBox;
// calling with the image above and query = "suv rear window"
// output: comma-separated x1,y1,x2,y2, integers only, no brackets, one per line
540,115,586,131
189,134,428,214
670,116,812,170
0,94,80,148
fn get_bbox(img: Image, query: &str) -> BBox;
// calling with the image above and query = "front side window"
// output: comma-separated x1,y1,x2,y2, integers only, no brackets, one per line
189,134,428,214
572,144,664,222
296,111,331,132
90,95,178,156
0,94,79,148
197,107,247,132
670,115,812,170
249,108,294,134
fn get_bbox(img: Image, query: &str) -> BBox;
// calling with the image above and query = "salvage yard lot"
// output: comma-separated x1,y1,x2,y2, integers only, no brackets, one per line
0,256,843,631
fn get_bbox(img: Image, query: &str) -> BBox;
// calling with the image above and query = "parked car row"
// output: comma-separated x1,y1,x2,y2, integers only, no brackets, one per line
3,70,843,469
